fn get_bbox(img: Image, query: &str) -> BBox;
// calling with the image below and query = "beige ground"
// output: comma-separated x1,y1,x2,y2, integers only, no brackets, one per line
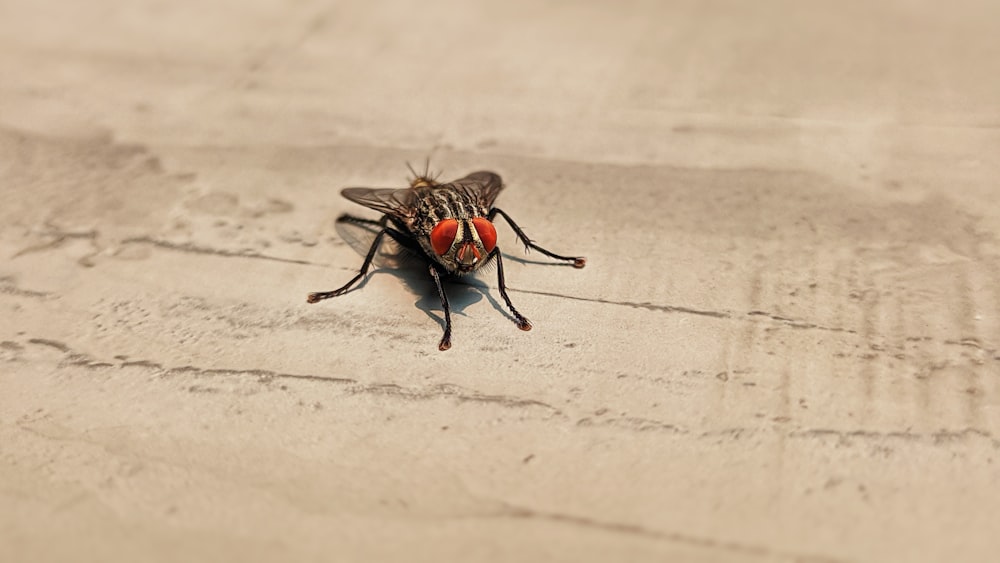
2,1,999,561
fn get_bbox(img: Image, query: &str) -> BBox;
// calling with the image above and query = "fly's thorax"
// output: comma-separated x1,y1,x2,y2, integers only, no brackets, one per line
409,175,439,189
409,187,488,229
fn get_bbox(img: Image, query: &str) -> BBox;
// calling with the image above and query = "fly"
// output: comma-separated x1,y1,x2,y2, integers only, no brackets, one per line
306,165,586,351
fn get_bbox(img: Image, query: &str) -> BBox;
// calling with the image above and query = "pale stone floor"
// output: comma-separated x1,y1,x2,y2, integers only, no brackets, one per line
1,1,998,561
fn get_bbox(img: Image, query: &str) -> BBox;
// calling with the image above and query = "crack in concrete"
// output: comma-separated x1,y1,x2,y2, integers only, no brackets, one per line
120,236,326,267
511,287,731,319
23,337,559,415
511,288,1000,356
496,502,844,562
21,339,997,447
509,288,861,337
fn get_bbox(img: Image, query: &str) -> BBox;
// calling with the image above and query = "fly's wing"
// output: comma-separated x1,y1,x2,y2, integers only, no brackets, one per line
334,213,418,269
445,171,504,208
340,187,416,221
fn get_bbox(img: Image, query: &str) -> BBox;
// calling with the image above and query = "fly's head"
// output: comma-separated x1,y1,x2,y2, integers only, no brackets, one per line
426,216,497,274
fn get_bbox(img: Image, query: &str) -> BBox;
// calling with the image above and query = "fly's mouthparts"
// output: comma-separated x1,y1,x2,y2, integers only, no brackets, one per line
456,242,481,266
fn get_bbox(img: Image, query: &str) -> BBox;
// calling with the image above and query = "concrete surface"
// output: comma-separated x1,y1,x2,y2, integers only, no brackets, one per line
2,1,999,561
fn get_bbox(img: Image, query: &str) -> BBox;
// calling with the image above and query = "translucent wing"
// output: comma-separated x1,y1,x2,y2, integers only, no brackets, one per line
442,171,504,208
334,214,419,269
340,187,416,220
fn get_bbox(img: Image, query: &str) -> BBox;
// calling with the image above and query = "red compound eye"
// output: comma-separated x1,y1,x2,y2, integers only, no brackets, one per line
472,217,497,252
430,219,459,256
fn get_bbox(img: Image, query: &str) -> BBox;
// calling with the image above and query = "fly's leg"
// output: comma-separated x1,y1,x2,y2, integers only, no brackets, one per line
307,216,404,302
335,213,423,253
488,208,586,268
427,264,453,351
337,214,384,228
491,248,532,331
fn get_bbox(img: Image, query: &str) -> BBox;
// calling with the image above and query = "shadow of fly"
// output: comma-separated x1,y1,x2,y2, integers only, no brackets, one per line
307,165,586,351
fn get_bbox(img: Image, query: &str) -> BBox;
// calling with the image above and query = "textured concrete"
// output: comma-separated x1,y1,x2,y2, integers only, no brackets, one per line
1,1,999,562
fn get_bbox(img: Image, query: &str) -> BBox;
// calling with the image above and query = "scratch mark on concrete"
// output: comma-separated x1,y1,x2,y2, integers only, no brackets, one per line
944,337,999,356
13,228,98,258
27,338,71,353
121,359,165,370
746,310,857,334
790,427,1000,448
0,276,50,299
164,364,356,385
576,416,687,434
347,382,561,414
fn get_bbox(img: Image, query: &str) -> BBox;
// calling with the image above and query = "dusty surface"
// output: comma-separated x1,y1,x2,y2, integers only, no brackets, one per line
1,1,999,561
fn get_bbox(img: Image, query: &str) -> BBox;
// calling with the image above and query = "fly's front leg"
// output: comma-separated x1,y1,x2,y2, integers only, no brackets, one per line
307,215,392,303
488,208,586,268
491,248,532,331
428,264,453,351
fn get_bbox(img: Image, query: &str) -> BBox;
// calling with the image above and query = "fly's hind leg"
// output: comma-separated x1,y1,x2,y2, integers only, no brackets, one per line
488,208,586,268
307,216,409,302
